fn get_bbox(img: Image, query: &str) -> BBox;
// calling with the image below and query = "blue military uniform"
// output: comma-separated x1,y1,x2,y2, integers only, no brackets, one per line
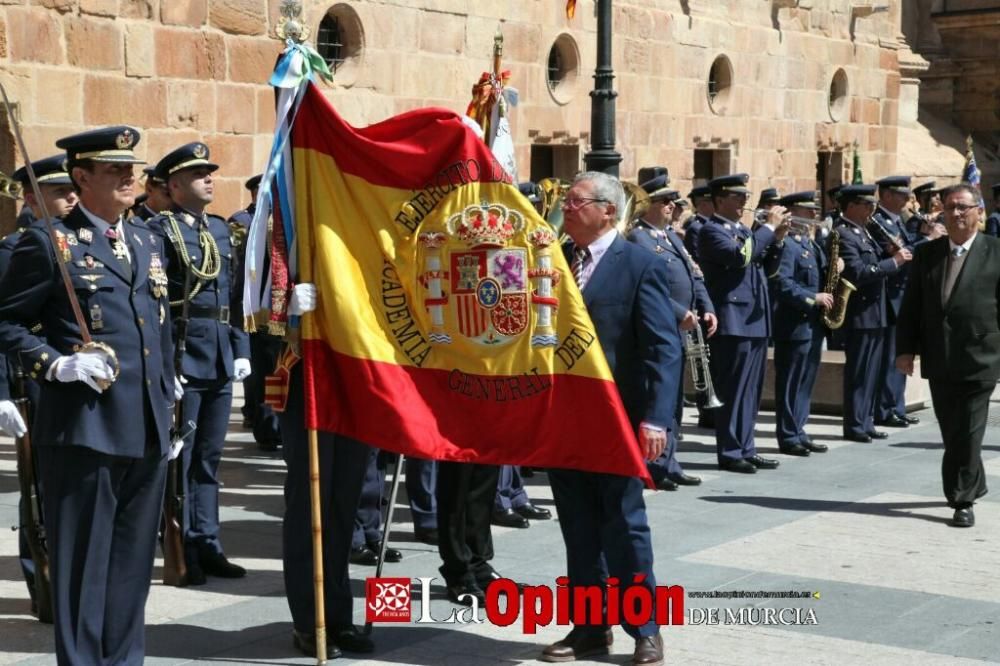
697,173,782,472
0,126,173,665
833,185,902,440
627,175,713,488
682,185,711,263
130,167,165,221
986,184,1000,238
768,192,830,455
871,176,918,427
147,142,251,582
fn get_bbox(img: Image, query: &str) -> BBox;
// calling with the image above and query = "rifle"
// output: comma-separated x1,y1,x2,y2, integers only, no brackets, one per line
13,365,52,623
162,265,196,587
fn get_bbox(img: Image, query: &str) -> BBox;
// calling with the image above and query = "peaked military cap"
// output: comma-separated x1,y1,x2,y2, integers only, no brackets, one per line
12,154,71,186
154,142,219,180
675,198,689,209
688,185,712,200
778,191,819,210
517,181,541,203
142,165,165,184
641,175,676,202
756,187,780,208
637,166,668,187
827,184,843,200
838,184,877,204
709,173,750,195
912,181,936,196
245,174,263,192
56,126,144,164
876,175,911,195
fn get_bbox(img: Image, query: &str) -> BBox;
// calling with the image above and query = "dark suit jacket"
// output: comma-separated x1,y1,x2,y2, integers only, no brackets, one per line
896,234,1000,383
564,234,682,431
0,206,174,456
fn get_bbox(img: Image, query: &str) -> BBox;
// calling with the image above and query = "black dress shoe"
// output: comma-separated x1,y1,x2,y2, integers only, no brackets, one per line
951,507,975,528
492,508,530,528
367,542,402,563
667,472,702,486
876,414,909,428
349,544,378,565
655,477,678,491
633,632,664,666
257,438,280,452
805,441,828,453
778,443,811,457
900,413,920,424
330,624,375,653
292,629,342,659
184,560,207,586
514,502,552,520
200,552,246,578
867,430,889,440
747,454,779,469
540,626,613,662
521,466,535,478
414,527,439,545
447,581,486,605
718,458,756,474
843,432,872,443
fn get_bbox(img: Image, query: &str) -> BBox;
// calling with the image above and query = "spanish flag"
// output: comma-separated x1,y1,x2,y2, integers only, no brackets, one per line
293,83,647,480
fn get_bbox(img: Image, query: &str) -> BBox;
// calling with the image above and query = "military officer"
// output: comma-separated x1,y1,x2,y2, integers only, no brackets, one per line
131,166,171,221
0,126,178,665
229,173,260,230
628,174,715,489
698,173,786,473
753,187,780,230
834,185,912,442
148,142,252,585
985,184,1000,238
768,191,834,456
1,155,78,619
683,185,713,263
872,176,920,428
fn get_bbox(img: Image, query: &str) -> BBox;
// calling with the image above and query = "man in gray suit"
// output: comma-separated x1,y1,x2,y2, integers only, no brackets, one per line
896,183,1000,528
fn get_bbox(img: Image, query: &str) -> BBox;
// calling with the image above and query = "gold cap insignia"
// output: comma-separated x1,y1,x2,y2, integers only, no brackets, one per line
193,144,208,159
116,129,133,150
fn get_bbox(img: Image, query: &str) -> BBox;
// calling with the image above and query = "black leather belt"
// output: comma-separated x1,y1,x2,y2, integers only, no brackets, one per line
175,305,230,324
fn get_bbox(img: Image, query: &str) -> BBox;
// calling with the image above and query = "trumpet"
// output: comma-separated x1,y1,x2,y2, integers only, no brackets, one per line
685,323,722,410
0,171,23,200
787,215,817,237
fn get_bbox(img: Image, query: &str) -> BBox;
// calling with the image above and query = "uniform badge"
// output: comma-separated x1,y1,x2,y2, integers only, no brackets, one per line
149,252,168,298
655,246,665,253
159,303,166,325
78,228,93,244
54,230,71,262
193,143,208,159
90,304,104,331
116,129,133,150
724,223,733,230
65,233,78,245
133,233,143,247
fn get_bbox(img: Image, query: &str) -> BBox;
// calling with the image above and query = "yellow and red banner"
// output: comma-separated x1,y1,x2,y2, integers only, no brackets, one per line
293,83,647,480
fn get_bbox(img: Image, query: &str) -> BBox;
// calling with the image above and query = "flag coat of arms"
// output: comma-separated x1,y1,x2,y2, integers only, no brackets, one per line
289,83,648,481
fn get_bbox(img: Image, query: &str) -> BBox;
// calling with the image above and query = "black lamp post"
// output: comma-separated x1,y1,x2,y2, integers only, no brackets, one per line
583,0,622,176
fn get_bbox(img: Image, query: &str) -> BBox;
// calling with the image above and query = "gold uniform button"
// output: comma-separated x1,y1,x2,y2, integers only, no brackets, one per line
146,379,151,386
143,348,150,356
138,317,145,326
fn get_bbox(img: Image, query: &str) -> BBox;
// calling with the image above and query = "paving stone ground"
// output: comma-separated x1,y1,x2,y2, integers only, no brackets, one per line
2,385,998,665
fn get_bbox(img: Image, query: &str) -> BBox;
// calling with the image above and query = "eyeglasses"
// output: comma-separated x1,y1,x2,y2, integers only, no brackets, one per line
562,197,608,210
943,203,978,214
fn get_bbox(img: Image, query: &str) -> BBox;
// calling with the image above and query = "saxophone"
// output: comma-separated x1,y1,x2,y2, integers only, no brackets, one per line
820,228,857,330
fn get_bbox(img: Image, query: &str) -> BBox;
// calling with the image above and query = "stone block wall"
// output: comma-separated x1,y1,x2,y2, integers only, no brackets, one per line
0,0,905,218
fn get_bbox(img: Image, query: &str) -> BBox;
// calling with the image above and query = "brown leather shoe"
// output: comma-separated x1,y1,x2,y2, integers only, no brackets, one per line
632,632,663,665
540,626,612,662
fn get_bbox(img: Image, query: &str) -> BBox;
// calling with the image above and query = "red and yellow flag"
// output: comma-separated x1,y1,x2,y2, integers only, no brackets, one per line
293,83,647,480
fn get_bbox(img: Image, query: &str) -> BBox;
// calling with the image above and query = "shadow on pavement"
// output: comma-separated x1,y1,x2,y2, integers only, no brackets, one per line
700,496,952,524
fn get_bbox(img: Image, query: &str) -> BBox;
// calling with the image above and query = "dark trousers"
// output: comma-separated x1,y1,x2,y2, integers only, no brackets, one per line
647,359,685,481
280,366,369,631
710,335,767,462
774,329,824,445
843,329,883,437
352,447,386,549
877,324,907,421
18,497,37,607
244,333,283,444
929,380,992,508
405,457,437,530
548,468,658,639
180,377,233,558
38,446,166,666
436,462,498,587
494,465,529,512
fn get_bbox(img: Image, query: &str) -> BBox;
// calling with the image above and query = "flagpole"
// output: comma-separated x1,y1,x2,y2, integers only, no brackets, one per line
307,424,327,665
363,453,405,636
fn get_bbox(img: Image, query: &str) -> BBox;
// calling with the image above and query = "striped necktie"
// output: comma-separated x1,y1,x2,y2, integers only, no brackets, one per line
571,245,590,288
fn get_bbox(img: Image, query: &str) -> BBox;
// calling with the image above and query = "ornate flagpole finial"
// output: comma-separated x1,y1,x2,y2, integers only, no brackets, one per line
966,134,974,155
276,0,309,43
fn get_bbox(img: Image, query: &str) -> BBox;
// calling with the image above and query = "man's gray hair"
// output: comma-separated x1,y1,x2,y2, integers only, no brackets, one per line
939,182,983,207
573,171,625,214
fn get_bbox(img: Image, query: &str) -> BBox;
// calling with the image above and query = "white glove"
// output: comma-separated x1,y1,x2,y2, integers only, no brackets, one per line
173,376,185,402
0,400,27,438
288,283,317,316
47,351,115,393
233,358,251,382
